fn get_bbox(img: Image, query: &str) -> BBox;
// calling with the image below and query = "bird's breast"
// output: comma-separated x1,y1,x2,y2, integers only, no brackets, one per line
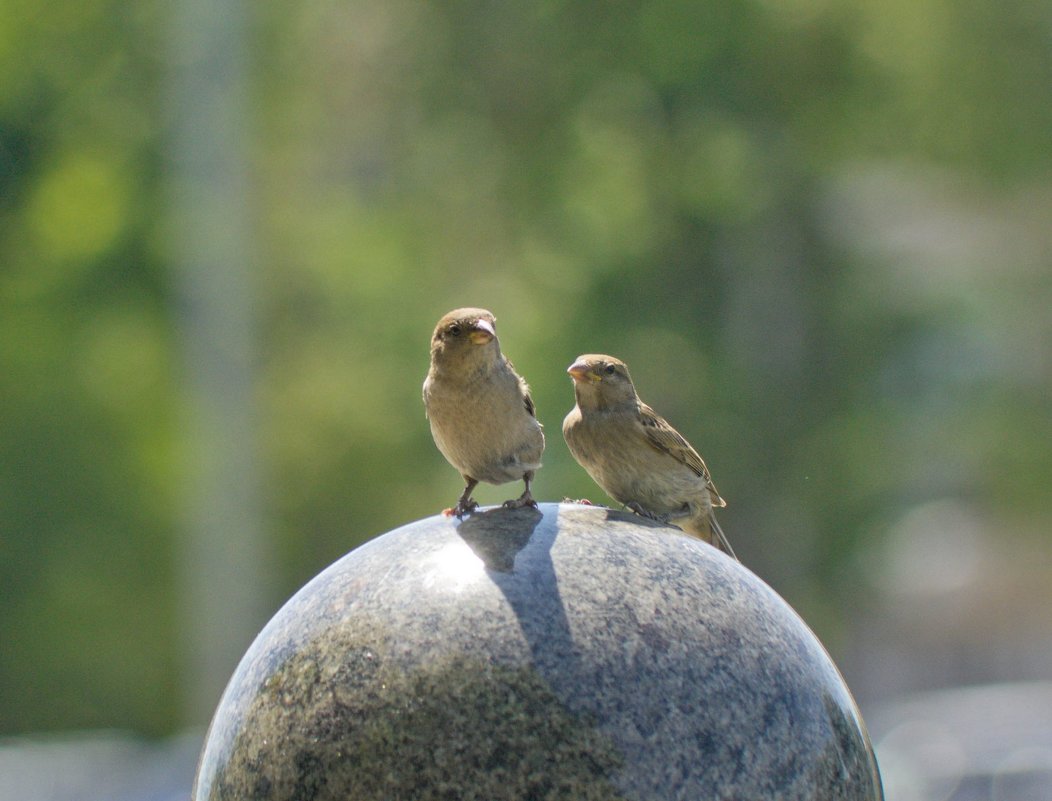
425,368,543,483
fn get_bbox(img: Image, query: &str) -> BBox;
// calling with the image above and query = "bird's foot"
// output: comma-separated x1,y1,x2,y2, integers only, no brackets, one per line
502,491,538,510
444,498,480,518
625,502,670,524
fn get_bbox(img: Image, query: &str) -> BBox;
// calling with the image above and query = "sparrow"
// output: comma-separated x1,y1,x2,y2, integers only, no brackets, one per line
562,354,737,559
423,308,545,517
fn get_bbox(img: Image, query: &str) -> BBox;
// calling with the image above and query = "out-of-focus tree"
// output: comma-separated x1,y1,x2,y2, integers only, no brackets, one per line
0,1,176,733
0,0,1049,735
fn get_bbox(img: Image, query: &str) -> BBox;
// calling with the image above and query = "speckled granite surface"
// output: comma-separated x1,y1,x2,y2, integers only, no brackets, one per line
193,502,883,800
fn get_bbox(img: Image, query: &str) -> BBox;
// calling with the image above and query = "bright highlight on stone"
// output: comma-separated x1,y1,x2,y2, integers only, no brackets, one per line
193,502,883,801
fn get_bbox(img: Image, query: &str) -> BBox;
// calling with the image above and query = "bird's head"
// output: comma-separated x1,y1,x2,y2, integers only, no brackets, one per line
567,354,637,410
430,308,500,366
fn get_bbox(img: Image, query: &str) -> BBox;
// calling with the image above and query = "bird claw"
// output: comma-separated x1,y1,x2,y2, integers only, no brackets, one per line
626,502,669,524
445,498,479,518
502,492,537,510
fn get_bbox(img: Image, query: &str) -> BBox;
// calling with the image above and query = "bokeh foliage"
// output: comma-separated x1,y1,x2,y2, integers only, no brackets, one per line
1,0,1050,735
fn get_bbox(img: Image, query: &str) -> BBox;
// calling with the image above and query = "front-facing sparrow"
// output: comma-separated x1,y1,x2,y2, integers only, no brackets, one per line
423,308,544,517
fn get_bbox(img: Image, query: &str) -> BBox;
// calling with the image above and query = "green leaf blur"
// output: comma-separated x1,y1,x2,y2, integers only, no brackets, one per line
1,0,1050,736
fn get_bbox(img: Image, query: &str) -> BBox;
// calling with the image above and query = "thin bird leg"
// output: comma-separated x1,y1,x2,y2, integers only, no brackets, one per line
503,470,538,509
446,477,480,518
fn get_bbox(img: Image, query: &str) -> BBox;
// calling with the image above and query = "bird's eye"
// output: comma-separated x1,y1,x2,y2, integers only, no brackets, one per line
449,324,462,336
604,364,617,375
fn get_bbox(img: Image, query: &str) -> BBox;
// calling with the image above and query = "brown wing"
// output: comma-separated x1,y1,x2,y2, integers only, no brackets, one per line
638,402,726,507
522,386,536,418
506,357,537,418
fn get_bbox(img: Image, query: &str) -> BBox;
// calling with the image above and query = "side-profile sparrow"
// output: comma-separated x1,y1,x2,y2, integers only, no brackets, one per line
562,354,736,559
423,308,545,517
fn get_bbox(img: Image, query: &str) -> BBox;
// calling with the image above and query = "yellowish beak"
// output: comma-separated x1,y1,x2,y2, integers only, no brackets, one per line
567,362,595,383
469,319,495,345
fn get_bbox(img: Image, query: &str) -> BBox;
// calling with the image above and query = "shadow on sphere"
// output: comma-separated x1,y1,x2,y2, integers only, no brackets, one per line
192,503,883,801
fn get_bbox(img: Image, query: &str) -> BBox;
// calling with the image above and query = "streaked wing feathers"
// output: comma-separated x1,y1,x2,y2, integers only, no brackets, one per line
507,358,537,419
638,402,725,507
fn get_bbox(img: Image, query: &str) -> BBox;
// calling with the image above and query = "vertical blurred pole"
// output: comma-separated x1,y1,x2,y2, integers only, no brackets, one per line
167,0,269,724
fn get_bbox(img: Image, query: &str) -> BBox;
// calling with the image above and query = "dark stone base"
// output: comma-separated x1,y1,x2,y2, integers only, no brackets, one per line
193,502,883,800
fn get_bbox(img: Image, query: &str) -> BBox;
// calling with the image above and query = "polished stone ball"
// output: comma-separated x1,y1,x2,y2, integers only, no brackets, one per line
193,503,883,801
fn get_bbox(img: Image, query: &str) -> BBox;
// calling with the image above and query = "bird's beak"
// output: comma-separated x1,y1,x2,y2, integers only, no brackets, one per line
470,319,495,345
567,361,594,383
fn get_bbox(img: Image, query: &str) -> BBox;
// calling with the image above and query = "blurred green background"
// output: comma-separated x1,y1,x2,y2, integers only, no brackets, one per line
2,0,1050,742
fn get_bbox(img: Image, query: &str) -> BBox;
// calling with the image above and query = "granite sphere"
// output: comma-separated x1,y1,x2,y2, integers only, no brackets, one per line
193,502,883,800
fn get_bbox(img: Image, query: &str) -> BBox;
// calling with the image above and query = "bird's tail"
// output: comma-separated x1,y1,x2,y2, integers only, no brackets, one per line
709,515,738,561
681,512,738,562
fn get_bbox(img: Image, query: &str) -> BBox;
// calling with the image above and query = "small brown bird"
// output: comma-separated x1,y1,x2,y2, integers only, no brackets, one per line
423,308,545,517
562,354,736,559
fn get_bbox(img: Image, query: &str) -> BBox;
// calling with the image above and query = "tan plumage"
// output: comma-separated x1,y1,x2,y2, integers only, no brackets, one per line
423,308,544,517
562,354,736,559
